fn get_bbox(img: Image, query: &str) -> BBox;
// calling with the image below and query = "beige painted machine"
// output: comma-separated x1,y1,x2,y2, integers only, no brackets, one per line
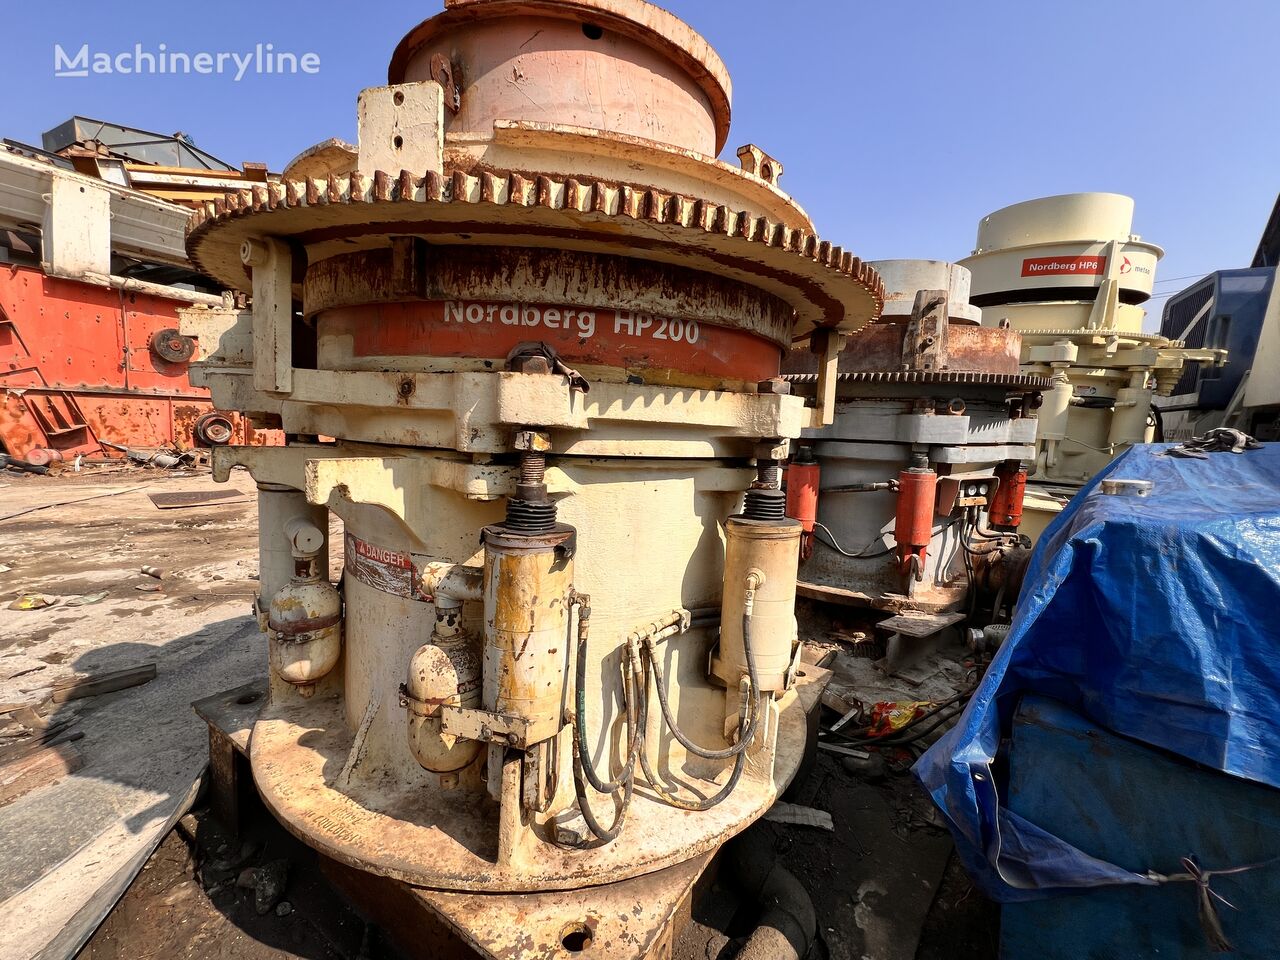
959,193,1223,537
181,0,881,954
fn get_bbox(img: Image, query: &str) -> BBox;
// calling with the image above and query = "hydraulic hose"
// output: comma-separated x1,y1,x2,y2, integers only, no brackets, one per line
644,609,761,761
636,655,750,812
570,662,643,845
574,594,643,795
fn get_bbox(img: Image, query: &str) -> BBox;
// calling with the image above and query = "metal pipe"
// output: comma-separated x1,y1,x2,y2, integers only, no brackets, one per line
107,273,225,306
419,561,483,603
725,830,817,960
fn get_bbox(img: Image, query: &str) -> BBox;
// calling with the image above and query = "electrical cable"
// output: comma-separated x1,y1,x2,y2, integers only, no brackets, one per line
874,701,969,747
813,516,964,561
1149,402,1166,443
813,521,895,559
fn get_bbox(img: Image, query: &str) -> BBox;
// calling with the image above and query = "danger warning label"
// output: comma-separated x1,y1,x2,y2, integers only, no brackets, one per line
1020,255,1107,277
345,532,431,602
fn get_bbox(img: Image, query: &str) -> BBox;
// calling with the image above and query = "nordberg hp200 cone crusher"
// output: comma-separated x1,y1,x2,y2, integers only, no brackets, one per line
181,0,882,953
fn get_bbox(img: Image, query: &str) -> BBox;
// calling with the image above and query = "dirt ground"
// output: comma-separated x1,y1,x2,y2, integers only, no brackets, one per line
77,750,995,960
0,462,998,960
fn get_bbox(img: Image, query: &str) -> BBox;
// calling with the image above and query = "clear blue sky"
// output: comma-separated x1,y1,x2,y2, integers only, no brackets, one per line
5,0,1277,323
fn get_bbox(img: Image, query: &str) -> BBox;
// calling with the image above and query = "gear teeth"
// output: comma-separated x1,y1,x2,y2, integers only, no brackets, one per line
186,165,887,324
782,371,1053,388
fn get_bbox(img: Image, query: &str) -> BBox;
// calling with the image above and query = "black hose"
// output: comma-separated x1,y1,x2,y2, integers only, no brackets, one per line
645,611,760,760
575,596,638,794
569,652,648,845
569,594,648,845
822,695,971,750
725,829,816,960
637,654,749,811
636,612,758,810
812,520,896,560
820,688,972,744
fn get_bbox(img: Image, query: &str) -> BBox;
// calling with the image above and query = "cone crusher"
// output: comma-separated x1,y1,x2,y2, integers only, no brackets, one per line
782,260,1045,656
182,0,882,954
959,193,1224,538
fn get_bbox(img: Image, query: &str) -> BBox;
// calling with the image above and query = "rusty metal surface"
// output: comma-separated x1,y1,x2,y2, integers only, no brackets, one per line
192,680,267,754
417,852,708,959
783,320,1028,378
0,265,271,460
185,167,884,340
387,0,734,155
193,681,267,834
305,245,794,346
796,578,969,616
246,666,827,892
323,848,710,960
148,488,250,509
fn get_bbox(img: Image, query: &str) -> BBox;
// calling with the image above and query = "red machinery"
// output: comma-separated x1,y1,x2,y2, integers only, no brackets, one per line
0,264,265,462
0,124,283,464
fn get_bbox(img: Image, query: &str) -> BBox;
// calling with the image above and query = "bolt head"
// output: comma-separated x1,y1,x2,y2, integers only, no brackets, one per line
514,430,552,452
755,439,790,460
756,377,791,396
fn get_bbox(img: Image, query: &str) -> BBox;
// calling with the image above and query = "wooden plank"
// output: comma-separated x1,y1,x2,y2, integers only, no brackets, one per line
122,164,253,179
0,743,83,807
135,188,251,203
902,288,949,370
50,664,157,703
0,717,80,763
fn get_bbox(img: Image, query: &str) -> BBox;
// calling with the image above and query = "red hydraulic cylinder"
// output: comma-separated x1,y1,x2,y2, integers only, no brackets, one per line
785,448,820,561
989,460,1028,529
894,456,937,581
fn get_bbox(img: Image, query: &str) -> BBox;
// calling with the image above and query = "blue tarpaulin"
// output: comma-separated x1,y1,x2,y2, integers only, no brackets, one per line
915,442,1280,900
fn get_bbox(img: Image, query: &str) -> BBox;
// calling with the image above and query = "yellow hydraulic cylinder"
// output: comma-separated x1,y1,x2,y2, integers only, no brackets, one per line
480,524,575,798
714,515,801,697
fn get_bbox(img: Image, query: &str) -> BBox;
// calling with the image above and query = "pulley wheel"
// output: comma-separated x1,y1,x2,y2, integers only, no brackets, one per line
150,328,197,364
194,412,235,446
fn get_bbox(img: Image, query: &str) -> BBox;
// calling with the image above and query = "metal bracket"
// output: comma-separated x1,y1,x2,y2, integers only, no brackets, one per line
440,704,560,748
902,289,949,371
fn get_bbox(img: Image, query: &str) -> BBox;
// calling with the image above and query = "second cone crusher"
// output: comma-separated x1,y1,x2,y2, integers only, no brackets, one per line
782,260,1045,662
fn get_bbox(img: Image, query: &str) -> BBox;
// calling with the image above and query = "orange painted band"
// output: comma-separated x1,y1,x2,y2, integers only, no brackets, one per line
330,299,782,382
